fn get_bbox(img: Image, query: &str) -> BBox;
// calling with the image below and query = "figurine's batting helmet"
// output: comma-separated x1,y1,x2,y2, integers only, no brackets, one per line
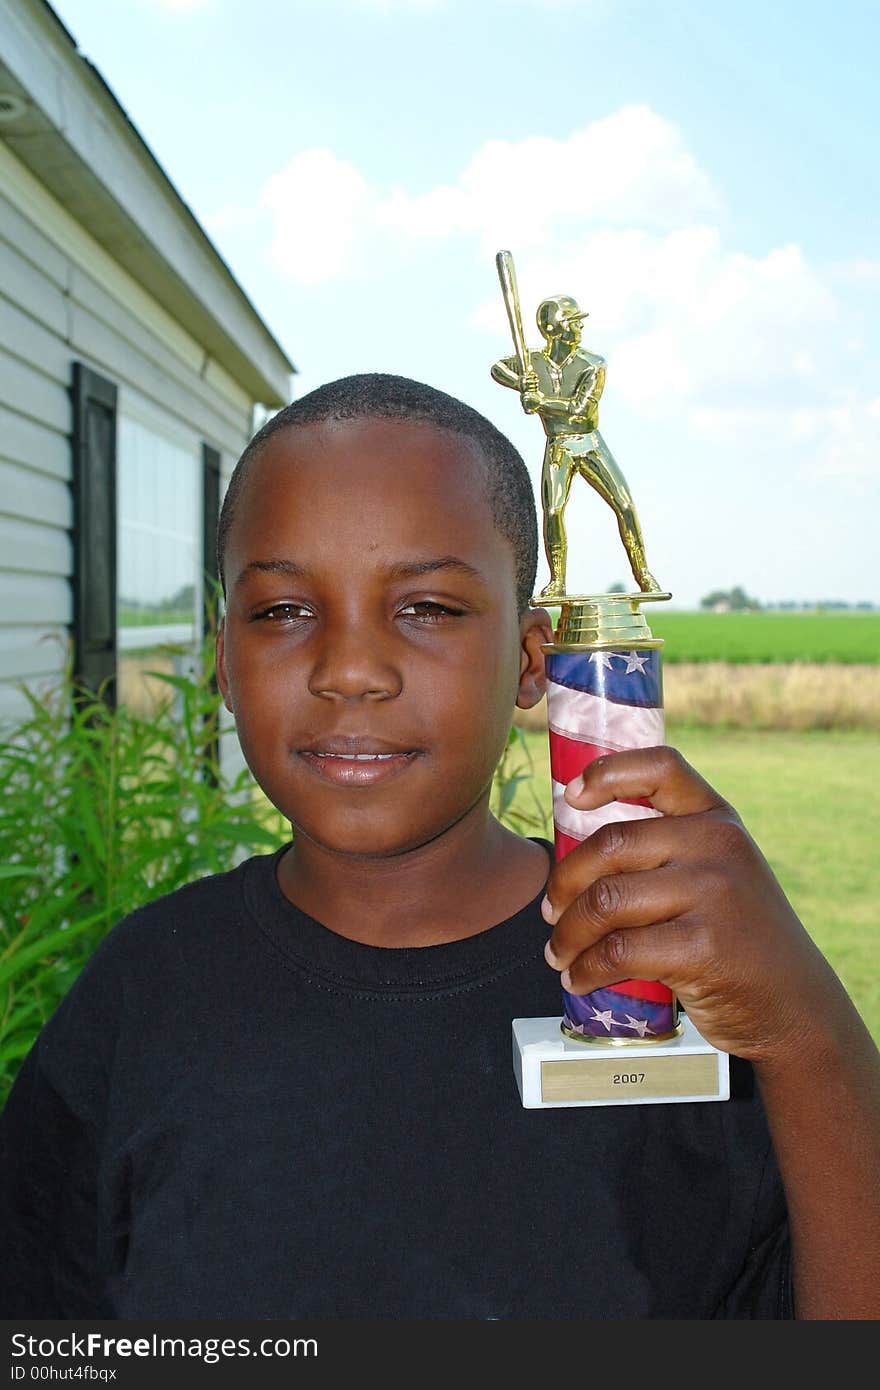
536,295,589,338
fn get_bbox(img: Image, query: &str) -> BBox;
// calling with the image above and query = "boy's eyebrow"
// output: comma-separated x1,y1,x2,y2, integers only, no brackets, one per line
385,557,488,585
234,556,488,589
234,559,309,590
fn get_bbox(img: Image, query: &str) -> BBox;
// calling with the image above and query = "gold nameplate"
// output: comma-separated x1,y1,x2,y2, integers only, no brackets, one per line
541,1053,721,1104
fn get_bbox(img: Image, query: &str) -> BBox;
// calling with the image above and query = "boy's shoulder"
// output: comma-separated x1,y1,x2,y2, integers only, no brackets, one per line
23,849,283,1111
109,839,279,950
65,847,282,997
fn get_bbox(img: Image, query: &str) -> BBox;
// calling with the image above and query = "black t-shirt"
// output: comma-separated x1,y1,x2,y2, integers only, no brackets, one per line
0,842,792,1319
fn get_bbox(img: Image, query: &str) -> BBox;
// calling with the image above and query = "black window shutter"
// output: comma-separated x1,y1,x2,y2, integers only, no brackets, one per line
71,362,118,705
202,442,221,630
201,443,222,779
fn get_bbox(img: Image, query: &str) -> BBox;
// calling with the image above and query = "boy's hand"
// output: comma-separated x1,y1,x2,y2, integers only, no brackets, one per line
541,746,839,1066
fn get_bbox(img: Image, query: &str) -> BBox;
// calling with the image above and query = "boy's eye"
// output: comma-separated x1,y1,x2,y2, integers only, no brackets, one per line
252,603,313,623
398,601,465,622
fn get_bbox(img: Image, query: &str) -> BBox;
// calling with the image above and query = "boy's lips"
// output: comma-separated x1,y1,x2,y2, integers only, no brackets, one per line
298,738,421,787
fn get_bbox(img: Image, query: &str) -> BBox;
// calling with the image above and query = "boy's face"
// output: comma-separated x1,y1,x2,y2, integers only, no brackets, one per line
216,416,550,859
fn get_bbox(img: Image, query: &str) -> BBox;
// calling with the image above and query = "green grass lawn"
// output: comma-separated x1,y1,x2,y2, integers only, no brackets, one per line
638,610,880,663
499,726,879,1042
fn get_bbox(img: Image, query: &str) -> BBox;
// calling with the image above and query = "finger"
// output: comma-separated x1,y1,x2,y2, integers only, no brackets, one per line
563,745,729,818
543,812,677,927
542,807,731,927
559,915,704,998
544,862,703,972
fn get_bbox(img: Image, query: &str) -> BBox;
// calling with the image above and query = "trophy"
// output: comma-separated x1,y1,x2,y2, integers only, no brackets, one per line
492,250,730,1109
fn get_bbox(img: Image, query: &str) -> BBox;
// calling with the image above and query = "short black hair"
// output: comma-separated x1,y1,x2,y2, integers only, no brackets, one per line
217,372,538,614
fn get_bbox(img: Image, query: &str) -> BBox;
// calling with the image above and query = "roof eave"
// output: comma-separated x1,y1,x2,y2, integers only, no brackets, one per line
1,0,295,407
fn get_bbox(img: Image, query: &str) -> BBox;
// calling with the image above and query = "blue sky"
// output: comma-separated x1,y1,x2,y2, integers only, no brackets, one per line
49,0,879,610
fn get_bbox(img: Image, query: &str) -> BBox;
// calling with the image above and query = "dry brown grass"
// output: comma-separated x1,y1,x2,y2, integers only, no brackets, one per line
514,663,880,732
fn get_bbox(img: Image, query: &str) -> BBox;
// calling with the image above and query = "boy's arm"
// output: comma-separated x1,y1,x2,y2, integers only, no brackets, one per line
541,747,880,1321
751,986,880,1319
0,1044,103,1316
0,933,123,1317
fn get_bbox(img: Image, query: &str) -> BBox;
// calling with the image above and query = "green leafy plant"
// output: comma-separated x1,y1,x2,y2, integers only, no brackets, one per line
490,724,552,840
0,636,289,1103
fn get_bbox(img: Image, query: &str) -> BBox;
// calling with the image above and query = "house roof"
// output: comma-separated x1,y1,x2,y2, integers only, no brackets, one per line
0,0,295,406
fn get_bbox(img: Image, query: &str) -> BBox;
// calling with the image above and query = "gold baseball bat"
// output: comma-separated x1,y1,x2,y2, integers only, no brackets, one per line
495,249,531,381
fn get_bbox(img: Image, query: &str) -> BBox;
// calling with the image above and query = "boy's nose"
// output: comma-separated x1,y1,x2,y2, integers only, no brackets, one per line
307,622,402,702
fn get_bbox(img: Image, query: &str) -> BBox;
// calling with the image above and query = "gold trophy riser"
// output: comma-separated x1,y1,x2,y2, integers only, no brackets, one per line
541,591,671,651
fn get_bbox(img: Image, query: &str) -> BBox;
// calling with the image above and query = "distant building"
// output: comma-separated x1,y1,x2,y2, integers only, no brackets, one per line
0,0,294,728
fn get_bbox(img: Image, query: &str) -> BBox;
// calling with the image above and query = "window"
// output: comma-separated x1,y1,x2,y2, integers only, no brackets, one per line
71,365,225,715
116,396,202,712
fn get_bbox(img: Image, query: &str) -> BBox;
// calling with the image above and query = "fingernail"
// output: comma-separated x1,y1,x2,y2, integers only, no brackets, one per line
540,894,558,924
544,939,561,970
564,773,587,805
560,969,572,991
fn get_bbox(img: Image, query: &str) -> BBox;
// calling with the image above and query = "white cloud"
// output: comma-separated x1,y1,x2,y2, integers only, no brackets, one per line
260,149,372,284
250,106,719,287
832,258,880,284
473,228,837,415
807,401,880,489
730,399,880,490
377,107,720,253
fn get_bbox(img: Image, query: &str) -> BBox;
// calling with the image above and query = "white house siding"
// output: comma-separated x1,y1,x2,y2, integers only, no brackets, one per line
0,142,250,742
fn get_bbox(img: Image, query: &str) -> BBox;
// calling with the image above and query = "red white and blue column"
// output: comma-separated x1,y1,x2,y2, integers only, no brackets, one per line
544,597,680,1043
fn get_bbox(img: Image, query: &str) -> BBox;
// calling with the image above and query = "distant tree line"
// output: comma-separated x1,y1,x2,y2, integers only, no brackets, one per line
769,599,877,611
699,587,876,612
700,586,761,612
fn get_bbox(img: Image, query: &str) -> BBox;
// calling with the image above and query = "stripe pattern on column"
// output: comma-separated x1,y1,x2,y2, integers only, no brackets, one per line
545,648,678,1040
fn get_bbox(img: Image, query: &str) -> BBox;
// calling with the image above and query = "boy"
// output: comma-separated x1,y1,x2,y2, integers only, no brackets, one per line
1,373,878,1319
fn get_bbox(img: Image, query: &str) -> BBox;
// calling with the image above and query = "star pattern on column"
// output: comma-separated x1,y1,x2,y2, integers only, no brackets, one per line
567,1006,656,1037
620,650,649,674
589,1007,616,1031
588,652,615,670
622,1014,653,1037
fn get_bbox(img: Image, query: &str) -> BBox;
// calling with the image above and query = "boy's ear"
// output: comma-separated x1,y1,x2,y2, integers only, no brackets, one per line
516,607,554,709
215,619,235,713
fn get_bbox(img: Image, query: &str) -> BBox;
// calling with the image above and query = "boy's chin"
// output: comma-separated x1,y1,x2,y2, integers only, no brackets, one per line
290,806,488,862
293,825,443,861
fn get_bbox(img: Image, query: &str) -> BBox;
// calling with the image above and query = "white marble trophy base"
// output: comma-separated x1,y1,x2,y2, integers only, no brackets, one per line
512,1014,730,1109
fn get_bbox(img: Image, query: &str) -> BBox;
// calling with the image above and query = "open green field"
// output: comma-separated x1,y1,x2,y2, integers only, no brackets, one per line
498,726,879,1042
629,610,879,663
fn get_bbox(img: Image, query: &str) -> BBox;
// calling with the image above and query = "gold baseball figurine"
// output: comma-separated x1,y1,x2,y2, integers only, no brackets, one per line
492,249,662,601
